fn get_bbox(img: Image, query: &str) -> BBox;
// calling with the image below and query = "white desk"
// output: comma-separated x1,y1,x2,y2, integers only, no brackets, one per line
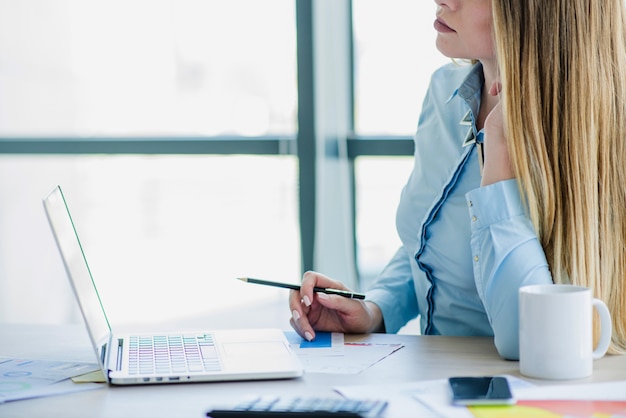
1,322,625,417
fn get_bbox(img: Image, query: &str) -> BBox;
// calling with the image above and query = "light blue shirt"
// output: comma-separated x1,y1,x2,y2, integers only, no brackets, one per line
366,62,552,360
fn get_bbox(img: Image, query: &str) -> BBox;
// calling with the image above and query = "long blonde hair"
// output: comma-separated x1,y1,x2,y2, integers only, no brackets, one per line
492,0,626,354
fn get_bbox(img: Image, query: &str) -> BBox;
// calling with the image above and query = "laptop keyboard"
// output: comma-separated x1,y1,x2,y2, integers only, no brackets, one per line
206,395,388,417
128,334,222,375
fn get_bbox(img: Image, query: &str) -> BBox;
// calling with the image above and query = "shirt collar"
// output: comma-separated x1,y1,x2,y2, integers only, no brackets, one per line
447,62,485,148
445,62,484,109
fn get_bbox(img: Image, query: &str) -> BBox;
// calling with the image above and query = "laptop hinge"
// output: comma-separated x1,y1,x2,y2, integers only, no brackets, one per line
100,342,107,365
115,338,124,372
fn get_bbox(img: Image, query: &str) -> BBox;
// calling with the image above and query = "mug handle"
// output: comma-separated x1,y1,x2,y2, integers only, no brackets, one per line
592,298,612,359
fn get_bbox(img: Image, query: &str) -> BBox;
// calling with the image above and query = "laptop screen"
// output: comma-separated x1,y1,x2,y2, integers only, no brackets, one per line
43,186,111,364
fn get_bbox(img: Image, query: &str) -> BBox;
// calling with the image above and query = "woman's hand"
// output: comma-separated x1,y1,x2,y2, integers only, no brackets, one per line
288,271,383,341
481,81,515,186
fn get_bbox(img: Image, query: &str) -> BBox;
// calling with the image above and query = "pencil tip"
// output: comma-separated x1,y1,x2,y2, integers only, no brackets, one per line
236,277,247,282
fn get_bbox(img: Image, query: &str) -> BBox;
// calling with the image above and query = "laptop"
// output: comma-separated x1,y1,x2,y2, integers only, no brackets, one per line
42,185,304,385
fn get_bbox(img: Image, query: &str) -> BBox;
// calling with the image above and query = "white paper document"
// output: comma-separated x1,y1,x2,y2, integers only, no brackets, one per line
336,376,626,418
336,375,534,417
0,357,102,403
515,380,626,401
284,331,404,374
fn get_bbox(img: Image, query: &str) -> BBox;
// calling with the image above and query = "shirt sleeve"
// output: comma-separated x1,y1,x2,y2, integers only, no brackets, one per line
365,246,420,333
465,179,553,360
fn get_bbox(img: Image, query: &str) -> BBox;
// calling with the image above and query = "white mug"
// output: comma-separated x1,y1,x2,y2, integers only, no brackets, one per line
519,284,612,380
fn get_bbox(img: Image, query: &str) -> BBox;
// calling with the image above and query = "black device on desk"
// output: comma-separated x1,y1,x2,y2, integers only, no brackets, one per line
206,395,388,417
448,376,516,406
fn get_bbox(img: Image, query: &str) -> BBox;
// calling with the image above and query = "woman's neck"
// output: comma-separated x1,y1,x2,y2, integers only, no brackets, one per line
477,60,499,130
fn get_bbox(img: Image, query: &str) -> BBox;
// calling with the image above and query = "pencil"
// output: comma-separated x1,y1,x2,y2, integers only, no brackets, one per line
236,277,366,300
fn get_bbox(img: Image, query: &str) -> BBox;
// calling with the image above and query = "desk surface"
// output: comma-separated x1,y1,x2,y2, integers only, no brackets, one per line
1,323,625,418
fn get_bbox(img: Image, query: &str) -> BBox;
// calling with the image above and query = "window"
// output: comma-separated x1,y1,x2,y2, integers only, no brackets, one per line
0,0,296,137
352,0,448,284
352,0,448,135
0,1,298,326
0,1,448,326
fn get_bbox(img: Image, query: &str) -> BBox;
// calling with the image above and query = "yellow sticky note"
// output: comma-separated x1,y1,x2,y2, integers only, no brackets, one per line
71,369,106,383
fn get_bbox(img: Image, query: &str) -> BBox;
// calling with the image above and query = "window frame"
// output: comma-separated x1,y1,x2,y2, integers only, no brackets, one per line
0,0,414,287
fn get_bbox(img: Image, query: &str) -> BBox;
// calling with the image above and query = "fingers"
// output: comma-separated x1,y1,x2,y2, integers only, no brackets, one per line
290,291,359,340
314,290,345,310
289,311,315,341
289,290,315,341
313,291,367,327
288,289,309,330
288,270,358,342
300,270,349,298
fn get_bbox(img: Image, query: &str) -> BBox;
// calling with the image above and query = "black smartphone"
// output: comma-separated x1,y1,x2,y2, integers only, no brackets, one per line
448,376,516,406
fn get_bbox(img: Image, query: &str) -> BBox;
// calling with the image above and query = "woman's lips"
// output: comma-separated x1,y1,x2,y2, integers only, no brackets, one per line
434,18,454,33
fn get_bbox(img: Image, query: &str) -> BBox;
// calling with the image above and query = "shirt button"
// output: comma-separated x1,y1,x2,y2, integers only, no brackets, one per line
468,201,473,207
472,215,477,222
474,255,479,262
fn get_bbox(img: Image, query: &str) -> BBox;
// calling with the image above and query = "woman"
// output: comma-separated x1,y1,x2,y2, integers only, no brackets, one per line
289,0,626,359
